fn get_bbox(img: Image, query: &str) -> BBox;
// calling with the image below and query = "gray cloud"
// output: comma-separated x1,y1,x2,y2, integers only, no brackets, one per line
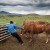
37,3,50,7
0,0,50,15
0,0,32,4
0,0,50,4
0,6,34,11
0,3,34,6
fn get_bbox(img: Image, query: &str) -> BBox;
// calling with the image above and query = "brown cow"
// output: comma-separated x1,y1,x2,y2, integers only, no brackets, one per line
21,20,50,43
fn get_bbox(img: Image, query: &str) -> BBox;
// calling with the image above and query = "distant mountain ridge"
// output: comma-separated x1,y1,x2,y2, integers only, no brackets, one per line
0,11,10,14
27,13,39,16
0,11,50,17
0,11,39,15
2,11,50,17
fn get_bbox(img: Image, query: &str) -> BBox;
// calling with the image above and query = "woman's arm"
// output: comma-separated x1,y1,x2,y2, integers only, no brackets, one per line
14,25,22,29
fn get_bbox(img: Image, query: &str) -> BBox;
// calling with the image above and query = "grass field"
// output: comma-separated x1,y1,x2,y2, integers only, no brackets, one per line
0,15,50,50
0,16,50,26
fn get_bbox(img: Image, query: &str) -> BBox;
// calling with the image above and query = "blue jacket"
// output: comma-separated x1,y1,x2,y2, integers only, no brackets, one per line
3,24,22,34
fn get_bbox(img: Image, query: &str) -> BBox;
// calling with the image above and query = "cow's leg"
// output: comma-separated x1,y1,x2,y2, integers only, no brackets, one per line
20,29,23,35
24,32,28,38
45,33,48,43
20,29,25,35
29,32,33,43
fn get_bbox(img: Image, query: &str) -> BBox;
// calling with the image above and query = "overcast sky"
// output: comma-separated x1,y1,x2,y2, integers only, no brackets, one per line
0,0,50,15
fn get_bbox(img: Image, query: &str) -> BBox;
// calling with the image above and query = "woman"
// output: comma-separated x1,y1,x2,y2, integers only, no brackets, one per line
3,21,23,44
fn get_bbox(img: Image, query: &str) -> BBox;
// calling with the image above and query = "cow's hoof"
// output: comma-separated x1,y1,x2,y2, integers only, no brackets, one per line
20,34,22,35
46,42,48,44
46,42,47,43
46,39,48,44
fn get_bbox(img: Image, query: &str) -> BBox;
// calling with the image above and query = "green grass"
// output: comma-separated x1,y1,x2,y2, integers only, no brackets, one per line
0,16,50,26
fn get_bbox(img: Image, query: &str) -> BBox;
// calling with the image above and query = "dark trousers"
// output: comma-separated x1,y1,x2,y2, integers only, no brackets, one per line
11,32,23,44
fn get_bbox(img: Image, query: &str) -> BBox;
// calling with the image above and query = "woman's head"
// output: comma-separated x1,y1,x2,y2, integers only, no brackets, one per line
10,21,14,24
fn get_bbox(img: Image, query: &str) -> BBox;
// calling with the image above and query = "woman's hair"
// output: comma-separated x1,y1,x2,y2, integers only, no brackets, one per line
10,21,14,24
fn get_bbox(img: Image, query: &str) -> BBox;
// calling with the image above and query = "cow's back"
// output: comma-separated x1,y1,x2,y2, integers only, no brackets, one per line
22,20,49,34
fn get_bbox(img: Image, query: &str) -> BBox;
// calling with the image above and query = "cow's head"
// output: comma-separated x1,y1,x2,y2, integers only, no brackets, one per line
20,28,25,36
